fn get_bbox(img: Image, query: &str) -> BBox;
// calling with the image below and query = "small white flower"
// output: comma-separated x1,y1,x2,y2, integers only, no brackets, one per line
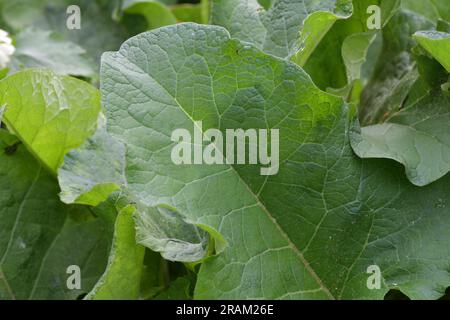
0,29,15,69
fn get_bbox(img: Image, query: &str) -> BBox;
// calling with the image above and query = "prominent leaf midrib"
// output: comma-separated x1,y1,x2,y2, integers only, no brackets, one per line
230,162,334,299
115,53,336,299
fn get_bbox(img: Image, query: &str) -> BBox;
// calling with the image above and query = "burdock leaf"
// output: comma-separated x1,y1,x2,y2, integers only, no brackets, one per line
0,69,101,173
100,23,450,299
351,88,450,186
210,0,353,62
85,203,145,300
133,203,211,263
0,139,112,300
58,116,126,207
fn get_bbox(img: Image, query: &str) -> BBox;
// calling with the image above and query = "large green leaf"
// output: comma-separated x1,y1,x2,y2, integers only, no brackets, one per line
210,0,353,61
0,69,101,172
101,23,450,299
413,31,450,73
0,136,112,300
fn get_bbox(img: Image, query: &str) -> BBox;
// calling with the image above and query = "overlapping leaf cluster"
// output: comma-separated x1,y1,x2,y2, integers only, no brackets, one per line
0,0,449,300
